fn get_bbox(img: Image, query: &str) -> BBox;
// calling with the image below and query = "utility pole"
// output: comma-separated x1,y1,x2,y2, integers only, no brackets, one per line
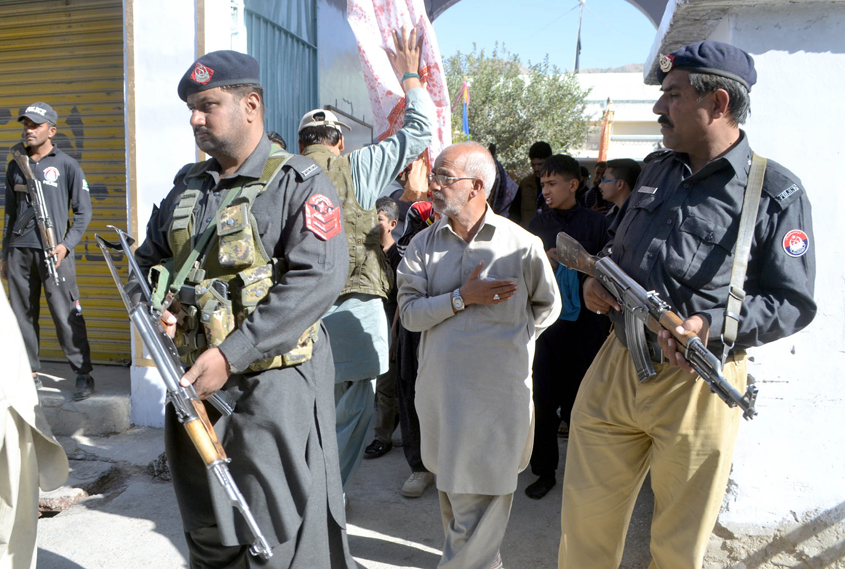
575,0,585,73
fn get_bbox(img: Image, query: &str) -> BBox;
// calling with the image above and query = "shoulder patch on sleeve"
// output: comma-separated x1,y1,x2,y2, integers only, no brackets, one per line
284,155,323,181
304,193,342,241
782,229,810,257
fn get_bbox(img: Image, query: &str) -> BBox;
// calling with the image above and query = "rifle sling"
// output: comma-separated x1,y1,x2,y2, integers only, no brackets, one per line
167,146,293,295
721,152,766,364
168,187,240,294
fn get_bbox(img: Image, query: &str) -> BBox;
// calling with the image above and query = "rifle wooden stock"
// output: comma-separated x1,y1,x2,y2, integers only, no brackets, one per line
185,400,228,465
646,312,701,350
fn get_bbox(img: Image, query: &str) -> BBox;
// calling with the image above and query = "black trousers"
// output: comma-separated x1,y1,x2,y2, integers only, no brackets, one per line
395,324,426,473
529,312,607,478
5,246,92,375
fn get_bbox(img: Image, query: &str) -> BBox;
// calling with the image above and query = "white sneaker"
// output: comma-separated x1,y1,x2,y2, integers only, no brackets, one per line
401,471,434,498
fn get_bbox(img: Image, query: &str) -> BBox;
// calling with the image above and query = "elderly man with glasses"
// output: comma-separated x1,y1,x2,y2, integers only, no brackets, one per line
397,141,561,569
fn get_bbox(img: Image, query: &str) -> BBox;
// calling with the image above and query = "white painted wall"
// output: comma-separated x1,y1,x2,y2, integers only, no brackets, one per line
709,3,845,532
127,0,231,426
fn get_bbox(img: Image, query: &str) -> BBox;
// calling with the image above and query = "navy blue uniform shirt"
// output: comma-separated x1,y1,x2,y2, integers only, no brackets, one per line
606,131,816,353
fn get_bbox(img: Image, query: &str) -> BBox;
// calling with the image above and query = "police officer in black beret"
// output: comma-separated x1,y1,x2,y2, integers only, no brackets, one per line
559,41,816,569
134,50,356,568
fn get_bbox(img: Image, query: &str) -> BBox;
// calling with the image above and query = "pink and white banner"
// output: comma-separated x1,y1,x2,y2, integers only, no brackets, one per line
347,0,452,162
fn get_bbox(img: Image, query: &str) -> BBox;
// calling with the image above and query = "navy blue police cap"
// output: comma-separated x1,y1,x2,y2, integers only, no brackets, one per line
178,50,261,102
656,41,757,91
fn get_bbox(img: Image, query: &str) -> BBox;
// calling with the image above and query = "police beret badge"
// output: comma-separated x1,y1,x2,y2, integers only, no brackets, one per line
659,54,674,73
191,63,214,85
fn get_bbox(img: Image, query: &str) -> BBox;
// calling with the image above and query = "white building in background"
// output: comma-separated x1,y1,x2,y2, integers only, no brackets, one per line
573,71,662,163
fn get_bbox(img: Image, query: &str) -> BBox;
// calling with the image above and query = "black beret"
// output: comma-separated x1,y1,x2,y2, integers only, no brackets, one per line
656,40,756,91
177,50,261,102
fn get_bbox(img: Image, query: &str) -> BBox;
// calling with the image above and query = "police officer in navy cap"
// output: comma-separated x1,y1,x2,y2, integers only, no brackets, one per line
559,40,816,569
134,49,356,568
1,101,95,400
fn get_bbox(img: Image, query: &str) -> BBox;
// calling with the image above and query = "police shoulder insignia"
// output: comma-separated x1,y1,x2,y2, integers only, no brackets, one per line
775,184,800,203
782,229,809,257
304,194,341,241
301,164,319,178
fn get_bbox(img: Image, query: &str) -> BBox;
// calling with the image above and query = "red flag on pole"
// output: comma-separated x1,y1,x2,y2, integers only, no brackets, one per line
598,98,614,162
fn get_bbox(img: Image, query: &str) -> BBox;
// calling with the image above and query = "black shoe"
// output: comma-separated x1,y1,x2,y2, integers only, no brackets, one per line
525,476,556,500
74,374,94,401
363,439,392,459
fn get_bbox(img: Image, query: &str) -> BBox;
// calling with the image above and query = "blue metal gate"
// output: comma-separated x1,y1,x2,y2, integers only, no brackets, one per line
245,0,318,149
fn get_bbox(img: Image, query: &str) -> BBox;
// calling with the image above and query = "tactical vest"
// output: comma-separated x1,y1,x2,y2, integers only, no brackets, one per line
149,144,319,372
302,144,392,299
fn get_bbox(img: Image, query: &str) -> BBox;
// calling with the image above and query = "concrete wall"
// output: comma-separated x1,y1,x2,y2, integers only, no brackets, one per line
716,0,845,539
645,1,845,566
127,0,233,427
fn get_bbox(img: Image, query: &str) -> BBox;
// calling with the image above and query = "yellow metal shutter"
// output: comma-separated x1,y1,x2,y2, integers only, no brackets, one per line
0,0,128,365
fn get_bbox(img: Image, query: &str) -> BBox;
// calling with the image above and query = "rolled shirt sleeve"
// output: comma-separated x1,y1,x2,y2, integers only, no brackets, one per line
349,88,434,210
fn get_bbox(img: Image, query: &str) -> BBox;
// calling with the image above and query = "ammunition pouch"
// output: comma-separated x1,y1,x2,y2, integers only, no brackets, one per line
152,146,318,372
161,259,318,371
217,203,256,270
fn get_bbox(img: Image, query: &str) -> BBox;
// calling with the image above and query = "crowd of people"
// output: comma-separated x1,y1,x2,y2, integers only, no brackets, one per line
1,26,816,569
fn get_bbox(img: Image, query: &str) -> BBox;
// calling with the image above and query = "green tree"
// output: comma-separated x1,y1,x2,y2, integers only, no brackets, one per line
444,43,590,175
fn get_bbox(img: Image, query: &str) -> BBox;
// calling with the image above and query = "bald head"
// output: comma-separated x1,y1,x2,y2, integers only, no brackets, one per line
441,141,497,198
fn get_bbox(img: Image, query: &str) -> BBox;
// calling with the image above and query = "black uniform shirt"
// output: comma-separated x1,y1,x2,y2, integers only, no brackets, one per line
135,134,349,373
2,145,92,257
606,131,816,353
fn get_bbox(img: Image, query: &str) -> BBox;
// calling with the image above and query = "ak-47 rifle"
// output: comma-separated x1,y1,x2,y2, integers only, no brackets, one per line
556,231,758,420
10,143,63,286
95,226,272,560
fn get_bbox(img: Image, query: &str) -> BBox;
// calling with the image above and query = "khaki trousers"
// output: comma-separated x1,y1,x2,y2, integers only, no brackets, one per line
0,411,39,569
559,335,746,569
438,491,513,569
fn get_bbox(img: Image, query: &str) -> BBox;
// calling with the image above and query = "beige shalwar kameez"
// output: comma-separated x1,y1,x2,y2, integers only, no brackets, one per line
398,208,560,568
0,293,69,569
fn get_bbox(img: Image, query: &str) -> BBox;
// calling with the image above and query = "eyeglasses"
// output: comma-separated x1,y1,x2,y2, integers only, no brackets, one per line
600,178,621,184
428,173,476,187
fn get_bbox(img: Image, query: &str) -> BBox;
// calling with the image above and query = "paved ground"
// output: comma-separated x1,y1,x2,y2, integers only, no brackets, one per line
35,425,654,568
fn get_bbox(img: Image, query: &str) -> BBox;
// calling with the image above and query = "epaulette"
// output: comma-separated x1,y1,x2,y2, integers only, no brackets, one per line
643,149,672,164
760,160,805,211
173,163,194,185
283,155,324,181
